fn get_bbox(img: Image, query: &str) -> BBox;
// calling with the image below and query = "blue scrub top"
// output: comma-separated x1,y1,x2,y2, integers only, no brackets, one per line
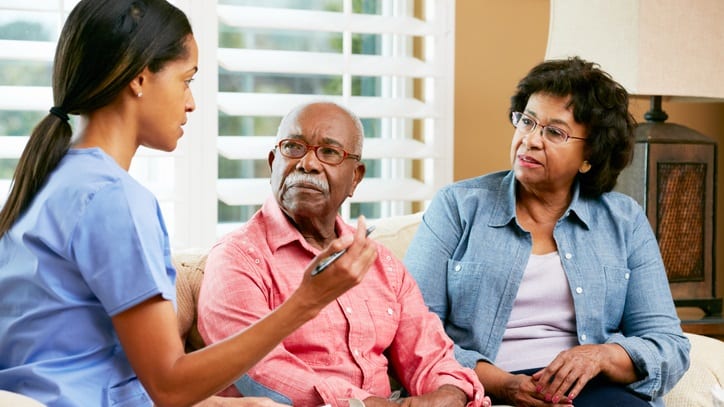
0,148,176,407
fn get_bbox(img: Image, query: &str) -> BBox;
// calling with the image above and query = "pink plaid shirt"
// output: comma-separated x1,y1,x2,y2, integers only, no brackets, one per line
198,198,484,407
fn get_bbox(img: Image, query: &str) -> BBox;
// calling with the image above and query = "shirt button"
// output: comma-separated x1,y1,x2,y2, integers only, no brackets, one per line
353,349,360,356
625,272,630,280
581,334,587,341
575,287,583,294
387,307,393,315
454,264,462,272
565,253,572,260
345,307,352,314
385,255,392,261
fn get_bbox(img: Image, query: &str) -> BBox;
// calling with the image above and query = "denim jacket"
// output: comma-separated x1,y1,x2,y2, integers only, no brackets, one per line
404,171,690,405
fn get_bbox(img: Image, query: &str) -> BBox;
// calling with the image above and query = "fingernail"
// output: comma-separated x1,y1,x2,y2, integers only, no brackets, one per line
552,395,560,403
545,394,552,402
536,385,542,393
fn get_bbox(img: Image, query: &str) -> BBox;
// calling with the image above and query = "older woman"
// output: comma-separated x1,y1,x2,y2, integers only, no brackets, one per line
404,57,689,407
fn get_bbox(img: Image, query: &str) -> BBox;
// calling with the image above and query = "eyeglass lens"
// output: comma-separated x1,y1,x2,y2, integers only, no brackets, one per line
512,112,569,144
279,139,346,164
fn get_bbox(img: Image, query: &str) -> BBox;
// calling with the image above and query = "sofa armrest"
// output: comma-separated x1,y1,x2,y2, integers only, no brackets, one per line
664,333,724,407
173,249,208,352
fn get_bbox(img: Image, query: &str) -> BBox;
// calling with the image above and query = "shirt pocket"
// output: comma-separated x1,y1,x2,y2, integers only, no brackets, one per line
365,300,402,349
446,259,503,329
107,377,152,407
602,265,630,328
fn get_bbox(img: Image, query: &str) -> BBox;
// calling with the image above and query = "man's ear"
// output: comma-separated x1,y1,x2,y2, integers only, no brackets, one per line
348,162,366,197
268,149,276,170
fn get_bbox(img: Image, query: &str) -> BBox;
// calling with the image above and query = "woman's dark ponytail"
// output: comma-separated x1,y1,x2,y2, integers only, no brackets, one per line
0,0,191,236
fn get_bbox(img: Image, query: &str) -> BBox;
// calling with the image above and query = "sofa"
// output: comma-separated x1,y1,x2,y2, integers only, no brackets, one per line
174,212,724,407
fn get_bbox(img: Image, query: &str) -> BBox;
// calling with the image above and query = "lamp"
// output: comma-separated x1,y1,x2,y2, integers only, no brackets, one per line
545,0,724,317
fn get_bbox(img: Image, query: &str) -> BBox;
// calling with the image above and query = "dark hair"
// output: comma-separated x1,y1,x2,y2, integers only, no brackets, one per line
0,0,192,236
510,56,636,198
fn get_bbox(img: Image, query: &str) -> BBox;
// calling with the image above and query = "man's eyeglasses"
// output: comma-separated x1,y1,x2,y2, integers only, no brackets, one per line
276,138,361,166
511,111,586,144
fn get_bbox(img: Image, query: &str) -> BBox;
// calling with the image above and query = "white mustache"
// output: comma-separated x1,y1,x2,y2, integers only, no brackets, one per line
284,173,329,193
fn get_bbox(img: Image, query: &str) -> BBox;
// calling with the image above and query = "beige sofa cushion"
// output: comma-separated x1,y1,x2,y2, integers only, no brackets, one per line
0,391,45,407
368,212,423,260
664,333,724,407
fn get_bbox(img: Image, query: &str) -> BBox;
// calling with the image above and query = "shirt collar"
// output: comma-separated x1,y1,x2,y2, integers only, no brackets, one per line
261,196,353,254
488,171,591,230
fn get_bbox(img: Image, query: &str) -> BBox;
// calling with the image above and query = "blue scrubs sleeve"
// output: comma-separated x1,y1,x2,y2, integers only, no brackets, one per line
68,181,176,316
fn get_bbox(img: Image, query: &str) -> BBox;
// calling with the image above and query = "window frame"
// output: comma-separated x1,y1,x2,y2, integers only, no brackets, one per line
0,0,456,251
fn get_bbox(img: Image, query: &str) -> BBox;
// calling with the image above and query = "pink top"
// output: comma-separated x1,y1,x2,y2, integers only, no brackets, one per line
198,198,484,407
494,252,578,372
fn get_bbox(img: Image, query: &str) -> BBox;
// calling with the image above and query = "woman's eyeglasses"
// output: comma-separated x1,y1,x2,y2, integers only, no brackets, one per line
511,111,586,144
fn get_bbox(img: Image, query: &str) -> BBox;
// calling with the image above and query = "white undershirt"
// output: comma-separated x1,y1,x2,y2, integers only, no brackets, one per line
494,252,578,372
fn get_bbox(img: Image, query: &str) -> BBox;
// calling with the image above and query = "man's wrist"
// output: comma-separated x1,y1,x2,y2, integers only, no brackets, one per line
437,384,468,405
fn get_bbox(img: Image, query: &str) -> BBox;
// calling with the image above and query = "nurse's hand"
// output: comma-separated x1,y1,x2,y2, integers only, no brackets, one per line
295,216,377,315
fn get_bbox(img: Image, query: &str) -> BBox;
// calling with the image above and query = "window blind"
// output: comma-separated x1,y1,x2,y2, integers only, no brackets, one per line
1,0,456,250
178,0,456,243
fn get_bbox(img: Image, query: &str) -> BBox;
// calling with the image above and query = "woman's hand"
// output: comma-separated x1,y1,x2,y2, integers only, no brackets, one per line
532,343,637,403
475,362,569,406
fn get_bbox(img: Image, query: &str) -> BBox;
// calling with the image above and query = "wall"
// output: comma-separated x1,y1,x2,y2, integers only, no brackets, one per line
454,0,724,299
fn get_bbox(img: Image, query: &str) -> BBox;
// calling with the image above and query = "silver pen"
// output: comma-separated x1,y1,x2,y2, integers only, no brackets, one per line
311,225,375,276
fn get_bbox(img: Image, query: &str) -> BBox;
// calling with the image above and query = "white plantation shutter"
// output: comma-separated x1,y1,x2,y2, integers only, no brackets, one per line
0,3,64,208
0,1,55,204
1,0,455,250
0,1,181,242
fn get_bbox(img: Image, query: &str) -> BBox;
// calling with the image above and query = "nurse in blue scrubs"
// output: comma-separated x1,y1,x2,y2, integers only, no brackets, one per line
0,1,376,406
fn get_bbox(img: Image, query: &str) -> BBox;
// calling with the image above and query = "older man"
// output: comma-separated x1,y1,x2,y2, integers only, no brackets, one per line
198,102,487,407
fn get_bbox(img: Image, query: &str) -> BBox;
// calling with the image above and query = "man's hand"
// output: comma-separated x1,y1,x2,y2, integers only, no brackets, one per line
363,385,468,407
362,396,400,407
397,384,468,407
192,396,291,406
497,374,572,406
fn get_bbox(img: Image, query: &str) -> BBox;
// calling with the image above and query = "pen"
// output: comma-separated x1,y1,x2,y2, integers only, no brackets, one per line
311,225,376,276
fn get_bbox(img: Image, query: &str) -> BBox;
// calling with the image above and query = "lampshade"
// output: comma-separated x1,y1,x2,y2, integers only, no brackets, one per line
545,0,724,102
546,0,724,318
